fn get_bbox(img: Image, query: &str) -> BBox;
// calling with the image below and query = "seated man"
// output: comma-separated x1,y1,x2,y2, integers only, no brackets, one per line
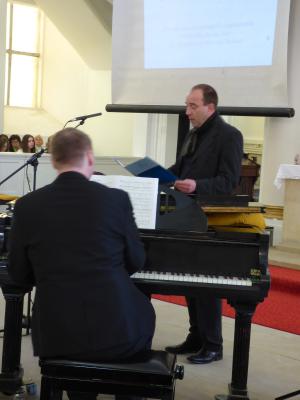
8,128,155,400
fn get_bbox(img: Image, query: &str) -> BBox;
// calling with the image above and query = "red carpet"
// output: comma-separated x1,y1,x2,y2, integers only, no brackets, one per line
152,265,300,335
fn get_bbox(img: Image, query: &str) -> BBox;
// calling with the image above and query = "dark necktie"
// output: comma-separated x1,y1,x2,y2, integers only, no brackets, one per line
180,129,198,158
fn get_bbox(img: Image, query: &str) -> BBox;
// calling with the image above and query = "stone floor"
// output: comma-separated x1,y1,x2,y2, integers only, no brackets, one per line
0,298,299,400
269,246,300,270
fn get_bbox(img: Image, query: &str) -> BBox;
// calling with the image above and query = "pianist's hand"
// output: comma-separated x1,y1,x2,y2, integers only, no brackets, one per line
174,179,196,193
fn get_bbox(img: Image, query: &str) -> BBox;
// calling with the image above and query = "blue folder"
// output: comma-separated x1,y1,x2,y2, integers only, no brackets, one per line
125,157,178,184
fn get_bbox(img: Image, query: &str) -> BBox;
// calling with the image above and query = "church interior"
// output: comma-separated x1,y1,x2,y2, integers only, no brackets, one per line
0,1,300,399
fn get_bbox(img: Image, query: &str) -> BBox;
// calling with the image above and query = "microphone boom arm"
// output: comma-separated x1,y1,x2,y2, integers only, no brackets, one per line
63,112,102,128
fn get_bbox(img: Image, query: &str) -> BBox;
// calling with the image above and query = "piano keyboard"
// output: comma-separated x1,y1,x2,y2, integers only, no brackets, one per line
132,271,253,286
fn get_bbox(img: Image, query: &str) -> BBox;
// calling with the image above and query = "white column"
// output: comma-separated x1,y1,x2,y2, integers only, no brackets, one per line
143,114,179,167
0,0,7,133
259,0,300,206
132,113,148,157
145,114,168,165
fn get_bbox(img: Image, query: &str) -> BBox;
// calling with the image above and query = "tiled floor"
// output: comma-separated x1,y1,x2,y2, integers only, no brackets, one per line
0,298,299,400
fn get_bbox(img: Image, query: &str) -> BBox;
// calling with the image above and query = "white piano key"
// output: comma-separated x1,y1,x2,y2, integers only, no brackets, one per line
131,270,254,287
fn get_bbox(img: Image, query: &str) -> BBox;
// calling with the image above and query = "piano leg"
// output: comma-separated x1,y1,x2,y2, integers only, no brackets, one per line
215,302,257,400
0,287,25,395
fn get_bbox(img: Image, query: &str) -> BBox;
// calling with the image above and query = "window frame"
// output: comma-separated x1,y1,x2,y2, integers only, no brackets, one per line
5,1,42,108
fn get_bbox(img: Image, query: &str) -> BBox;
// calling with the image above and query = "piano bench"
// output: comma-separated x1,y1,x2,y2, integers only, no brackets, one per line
39,350,184,400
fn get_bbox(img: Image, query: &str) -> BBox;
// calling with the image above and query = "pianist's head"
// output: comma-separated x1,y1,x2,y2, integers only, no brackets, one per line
51,128,94,179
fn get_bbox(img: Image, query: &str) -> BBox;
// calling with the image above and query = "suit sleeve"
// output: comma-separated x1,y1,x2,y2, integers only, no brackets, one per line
7,201,35,287
195,129,243,195
122,193,146,275
168,162,180,176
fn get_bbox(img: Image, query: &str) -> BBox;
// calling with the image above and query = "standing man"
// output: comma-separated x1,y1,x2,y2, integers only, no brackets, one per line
8,128,155,399
165,84,243,364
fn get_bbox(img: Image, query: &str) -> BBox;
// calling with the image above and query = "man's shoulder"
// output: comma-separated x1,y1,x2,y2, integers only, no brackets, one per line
215,115,239,131
17,183,52,202
13,183,53,213
214,116,243,140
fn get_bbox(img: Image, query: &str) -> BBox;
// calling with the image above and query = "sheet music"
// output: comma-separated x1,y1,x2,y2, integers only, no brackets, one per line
91,175,158,229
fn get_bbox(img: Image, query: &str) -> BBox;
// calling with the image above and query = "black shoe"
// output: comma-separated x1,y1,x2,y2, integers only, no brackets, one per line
187,348,223,364
165,335,202,354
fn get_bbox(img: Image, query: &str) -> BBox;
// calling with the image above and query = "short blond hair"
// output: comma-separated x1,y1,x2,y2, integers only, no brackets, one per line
51,128,92,166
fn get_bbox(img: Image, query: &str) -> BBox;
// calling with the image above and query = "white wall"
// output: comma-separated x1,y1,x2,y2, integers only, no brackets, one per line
229,116,265,145
259,0,300,206
165,115,179,167
41,17,137,156
2,1,143,157
0,152,138,197
132,114,149,157
4,106,62,137
35,0,112,70
0,0,6,133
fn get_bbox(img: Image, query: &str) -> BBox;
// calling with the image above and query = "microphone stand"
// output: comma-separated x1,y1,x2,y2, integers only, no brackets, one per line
0,148,46,190
0,148,45,336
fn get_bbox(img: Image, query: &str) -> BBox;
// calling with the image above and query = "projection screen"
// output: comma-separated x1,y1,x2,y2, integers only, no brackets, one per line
111,0,291,108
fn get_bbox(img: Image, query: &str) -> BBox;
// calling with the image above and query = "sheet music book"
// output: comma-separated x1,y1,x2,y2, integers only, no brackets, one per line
91,175,158,229
124,157,178,184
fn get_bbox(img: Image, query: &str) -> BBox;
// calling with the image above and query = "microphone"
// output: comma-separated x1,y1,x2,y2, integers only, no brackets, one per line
26,147,46,166
69,112,102,122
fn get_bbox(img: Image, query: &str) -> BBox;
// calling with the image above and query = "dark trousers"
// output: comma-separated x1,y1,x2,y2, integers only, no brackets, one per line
187,295,223,351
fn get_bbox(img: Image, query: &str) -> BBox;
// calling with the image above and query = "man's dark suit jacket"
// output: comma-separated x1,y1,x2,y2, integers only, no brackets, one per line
8,171,155,360
169,112,244,195
168,112,244,351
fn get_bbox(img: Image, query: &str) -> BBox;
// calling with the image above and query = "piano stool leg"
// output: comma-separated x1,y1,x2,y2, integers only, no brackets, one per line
0,289,25,395
215,302,257,400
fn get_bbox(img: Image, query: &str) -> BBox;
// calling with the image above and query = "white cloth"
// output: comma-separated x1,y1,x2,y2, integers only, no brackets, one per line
274,164,300,189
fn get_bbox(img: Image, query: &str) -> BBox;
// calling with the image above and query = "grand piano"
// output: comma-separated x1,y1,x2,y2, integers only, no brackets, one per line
0,188,270,400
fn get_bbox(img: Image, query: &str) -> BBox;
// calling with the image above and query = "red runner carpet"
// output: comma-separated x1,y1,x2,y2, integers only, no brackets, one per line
152,265,300,335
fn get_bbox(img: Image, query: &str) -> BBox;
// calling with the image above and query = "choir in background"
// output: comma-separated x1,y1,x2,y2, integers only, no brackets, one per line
0,133,52,153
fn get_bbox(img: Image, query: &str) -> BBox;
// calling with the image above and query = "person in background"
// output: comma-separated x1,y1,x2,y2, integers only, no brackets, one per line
8,134,22,152
165,83,243,364
0,134,9,152
8,127,155,400
21,134,36,153
34,134,44,151
45,135,54,153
